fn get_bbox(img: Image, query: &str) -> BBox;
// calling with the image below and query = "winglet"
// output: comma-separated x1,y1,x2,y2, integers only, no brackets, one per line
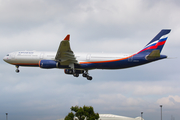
64,34,70,41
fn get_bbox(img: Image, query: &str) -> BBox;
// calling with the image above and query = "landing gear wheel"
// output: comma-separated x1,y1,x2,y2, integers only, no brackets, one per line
83,70,93,80
15,69,20,73
73,73,79,77
15,65,19,73
82,73,87,77
87,76,92,80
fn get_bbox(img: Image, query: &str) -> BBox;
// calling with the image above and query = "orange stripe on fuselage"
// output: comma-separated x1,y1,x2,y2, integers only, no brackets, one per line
11,63,39,66
79,55,134,64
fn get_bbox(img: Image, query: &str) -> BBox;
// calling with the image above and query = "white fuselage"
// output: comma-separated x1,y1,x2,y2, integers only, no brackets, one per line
3,51,131,66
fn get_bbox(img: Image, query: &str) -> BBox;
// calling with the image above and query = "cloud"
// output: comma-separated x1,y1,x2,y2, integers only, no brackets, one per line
90,93,144,109
157,95,180,107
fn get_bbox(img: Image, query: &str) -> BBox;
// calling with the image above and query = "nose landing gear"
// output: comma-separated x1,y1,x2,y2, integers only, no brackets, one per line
15,65,20,73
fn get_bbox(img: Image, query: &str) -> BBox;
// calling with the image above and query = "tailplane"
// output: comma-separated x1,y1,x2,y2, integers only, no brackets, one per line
138,29,171,54
145,49,160,60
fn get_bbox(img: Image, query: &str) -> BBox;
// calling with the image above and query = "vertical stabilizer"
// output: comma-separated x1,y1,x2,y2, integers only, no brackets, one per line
138,29,171,54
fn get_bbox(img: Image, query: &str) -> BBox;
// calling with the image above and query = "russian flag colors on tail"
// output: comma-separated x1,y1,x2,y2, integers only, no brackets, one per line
138,29,171,54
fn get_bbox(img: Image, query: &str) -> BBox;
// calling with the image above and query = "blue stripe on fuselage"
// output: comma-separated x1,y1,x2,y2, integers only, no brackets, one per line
79,54,167,69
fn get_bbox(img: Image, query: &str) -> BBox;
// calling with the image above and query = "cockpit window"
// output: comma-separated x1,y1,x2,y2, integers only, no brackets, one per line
7,54,9,56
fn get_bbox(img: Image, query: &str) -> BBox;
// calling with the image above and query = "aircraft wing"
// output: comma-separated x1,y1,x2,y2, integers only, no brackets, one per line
55,34,79,66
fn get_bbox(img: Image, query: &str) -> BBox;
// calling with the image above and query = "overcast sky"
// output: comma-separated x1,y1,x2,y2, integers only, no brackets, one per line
0,0,180,120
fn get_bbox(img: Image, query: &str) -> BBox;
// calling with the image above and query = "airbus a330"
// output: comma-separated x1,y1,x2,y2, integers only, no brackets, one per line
3,29,171,80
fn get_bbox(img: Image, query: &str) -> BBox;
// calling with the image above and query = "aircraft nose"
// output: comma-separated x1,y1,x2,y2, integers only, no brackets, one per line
3,57,6,61
3,56,8,62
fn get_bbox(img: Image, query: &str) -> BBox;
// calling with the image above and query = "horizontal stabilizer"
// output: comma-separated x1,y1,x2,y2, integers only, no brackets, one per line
145,50,160,60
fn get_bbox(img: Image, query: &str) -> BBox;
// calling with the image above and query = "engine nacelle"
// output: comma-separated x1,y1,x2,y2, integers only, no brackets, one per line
39,60,59,69
64,69,84,74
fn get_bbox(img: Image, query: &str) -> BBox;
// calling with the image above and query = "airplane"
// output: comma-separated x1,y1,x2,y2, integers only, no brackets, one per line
3,29,171,80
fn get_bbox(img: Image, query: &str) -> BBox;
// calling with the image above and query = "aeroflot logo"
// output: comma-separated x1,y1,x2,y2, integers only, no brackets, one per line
18,52,34,54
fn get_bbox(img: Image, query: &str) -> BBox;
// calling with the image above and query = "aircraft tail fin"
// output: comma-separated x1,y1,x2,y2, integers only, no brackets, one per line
138,29,171,54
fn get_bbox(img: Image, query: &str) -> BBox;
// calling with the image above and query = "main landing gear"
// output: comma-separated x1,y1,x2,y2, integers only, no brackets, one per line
73,73,79,77
72,70,93,80
65,69,93,80
15,65,20,73
82,70,92,80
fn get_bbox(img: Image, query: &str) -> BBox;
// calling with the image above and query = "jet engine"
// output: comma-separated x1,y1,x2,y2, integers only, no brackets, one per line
39,60,59,68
